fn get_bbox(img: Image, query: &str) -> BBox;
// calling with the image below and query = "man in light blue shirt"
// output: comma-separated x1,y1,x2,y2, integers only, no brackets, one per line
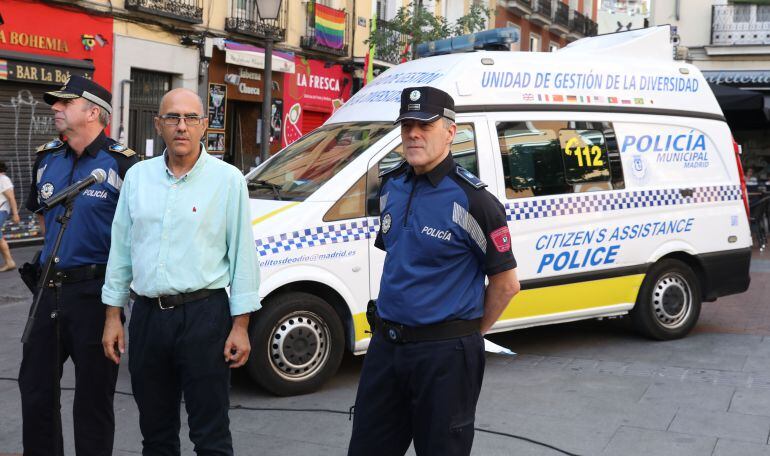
101,88,260,455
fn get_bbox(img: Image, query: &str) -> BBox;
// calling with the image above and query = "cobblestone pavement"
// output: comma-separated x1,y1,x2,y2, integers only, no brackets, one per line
2,246,770,455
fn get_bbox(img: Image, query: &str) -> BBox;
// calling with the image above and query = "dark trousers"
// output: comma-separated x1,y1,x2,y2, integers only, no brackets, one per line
348,331,486,456
129,289,233,456
19,278,120,456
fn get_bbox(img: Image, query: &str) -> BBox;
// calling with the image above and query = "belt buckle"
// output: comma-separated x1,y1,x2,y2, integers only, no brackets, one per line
157,296,174,310
386,325,402,343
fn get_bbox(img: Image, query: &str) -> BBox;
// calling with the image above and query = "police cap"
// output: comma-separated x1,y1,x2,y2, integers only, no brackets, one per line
44,75,112,114
394,86,455,124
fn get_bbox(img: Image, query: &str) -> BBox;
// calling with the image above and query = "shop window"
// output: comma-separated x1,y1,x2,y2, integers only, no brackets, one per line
496,120,623,199
734,4,750,23
759,5,770,22
550,42,560,52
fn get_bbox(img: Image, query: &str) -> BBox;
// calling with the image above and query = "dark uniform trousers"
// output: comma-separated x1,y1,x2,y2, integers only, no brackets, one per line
19,277,120,456
348,330,485,456
129,289,233,456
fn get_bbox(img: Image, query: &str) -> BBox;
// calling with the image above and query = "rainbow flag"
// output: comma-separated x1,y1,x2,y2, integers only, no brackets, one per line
364,13,376,85
315,3,345,50
0,60,7,80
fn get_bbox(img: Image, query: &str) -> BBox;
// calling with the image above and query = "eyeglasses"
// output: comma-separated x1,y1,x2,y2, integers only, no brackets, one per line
159,114,205,126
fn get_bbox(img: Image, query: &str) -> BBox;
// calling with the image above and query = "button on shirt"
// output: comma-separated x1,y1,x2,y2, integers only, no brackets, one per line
101,147,260,316
26,132,137,269
375,154,517,326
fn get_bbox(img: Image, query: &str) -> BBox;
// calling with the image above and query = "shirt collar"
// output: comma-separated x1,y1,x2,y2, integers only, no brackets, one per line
67,131,107,158
163,142,209,181
405,153,455,187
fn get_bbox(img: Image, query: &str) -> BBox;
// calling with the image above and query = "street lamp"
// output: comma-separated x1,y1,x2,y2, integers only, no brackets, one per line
256,0,282,163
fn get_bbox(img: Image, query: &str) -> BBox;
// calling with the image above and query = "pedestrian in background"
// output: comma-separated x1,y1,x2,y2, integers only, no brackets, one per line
348,86,521,456
0,160,20,272
19,75,137,456
101,88,260,455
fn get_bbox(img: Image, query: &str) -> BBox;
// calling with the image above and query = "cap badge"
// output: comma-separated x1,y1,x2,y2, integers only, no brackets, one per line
409,90,421,101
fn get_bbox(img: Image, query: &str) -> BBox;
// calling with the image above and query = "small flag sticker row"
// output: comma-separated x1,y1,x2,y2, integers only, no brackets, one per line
0,60,7,80
528,93,648,106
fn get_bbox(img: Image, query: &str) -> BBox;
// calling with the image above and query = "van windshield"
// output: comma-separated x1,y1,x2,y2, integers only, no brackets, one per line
247,122,394,201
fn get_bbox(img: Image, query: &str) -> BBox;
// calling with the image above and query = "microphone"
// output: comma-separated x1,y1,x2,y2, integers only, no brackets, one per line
40,168,107,211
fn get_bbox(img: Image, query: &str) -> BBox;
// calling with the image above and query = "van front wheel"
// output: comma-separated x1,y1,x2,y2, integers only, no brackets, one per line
631,259,702,340
247,292,345,396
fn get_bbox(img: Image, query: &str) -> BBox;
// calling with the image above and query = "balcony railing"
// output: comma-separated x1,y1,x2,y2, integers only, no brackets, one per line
712,4,770,46
571,10,588,36
226,0,288,41
300,2,351,57
125,0,203,24
506,0,532,17
373,18,412,65
585,17,598,36
553,2,570,30
530,0,552,26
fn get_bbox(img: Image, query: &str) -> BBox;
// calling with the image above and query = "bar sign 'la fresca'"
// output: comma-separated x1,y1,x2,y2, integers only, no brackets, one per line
282,56,353,147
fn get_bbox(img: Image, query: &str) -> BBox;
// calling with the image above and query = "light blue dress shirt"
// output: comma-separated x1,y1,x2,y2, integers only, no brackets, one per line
102,146,260,316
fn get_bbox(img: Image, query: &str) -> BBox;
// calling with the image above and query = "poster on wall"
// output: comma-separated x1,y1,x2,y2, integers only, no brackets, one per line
271,99,283,145
208,83,227,130
207,132,226,153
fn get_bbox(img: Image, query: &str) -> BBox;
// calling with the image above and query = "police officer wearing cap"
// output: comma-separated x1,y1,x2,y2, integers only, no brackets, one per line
19,75,137,456
347,86,521,456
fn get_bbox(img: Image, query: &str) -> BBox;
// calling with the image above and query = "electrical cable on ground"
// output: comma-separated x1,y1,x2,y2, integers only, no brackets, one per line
0,377,582,456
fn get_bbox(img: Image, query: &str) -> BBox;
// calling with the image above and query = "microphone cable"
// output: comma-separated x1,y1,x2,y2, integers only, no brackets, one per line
0,376,582,456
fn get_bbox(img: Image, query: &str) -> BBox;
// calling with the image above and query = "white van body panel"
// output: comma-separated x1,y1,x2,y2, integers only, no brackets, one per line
247,26,752,359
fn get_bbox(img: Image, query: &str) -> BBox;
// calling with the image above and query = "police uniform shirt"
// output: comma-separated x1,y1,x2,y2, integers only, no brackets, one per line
375,154,517,326
26,133,136,269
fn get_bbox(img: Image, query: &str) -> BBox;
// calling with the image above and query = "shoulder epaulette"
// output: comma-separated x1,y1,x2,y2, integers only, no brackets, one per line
36,138,64,153
455,165,487,189
107,142,136,157
379,160,408,178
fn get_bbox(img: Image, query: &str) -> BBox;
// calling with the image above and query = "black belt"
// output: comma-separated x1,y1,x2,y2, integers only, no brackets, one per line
375,316,480,344
50,264,106,285
135,288,223,310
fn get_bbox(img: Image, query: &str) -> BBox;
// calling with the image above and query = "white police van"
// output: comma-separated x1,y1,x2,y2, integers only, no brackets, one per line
243,26,752,395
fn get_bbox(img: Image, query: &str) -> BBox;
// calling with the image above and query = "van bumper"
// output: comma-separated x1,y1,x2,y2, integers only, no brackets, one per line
699,247,752,301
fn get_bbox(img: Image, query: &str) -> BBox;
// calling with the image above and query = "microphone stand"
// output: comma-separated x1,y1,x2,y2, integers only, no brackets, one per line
21,194,77,456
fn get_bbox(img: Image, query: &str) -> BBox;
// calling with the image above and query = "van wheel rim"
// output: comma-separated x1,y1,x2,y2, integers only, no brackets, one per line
652,273,692,329
268,311,331,381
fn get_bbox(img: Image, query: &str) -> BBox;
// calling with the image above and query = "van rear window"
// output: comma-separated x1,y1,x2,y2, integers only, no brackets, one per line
496,121,624,199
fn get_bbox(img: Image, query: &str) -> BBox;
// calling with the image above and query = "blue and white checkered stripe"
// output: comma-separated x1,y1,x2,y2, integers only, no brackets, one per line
255,219,380,257
254,185,741,256
506,185,742,221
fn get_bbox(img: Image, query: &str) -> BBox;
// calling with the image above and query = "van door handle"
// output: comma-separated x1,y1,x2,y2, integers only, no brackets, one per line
679,188,694,197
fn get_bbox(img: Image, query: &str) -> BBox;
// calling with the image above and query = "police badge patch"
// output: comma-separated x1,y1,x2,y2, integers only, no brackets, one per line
409,90,421,101
40,182,55,200
382,213,392,234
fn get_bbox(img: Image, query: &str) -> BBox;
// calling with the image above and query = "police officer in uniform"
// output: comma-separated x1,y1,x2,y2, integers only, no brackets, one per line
348,86,521,456
19,75,137,456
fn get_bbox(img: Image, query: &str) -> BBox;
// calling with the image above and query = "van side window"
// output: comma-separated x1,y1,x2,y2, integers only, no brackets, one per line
366,123,479,216
323,174,366,222
558,129,611,185
497,121,624,199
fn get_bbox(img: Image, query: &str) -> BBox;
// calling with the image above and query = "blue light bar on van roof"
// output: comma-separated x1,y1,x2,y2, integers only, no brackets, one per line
416,27,520,58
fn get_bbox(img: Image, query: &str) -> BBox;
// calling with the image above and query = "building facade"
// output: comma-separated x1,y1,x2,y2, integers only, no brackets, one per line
650,0,770,177
493,0,599,52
